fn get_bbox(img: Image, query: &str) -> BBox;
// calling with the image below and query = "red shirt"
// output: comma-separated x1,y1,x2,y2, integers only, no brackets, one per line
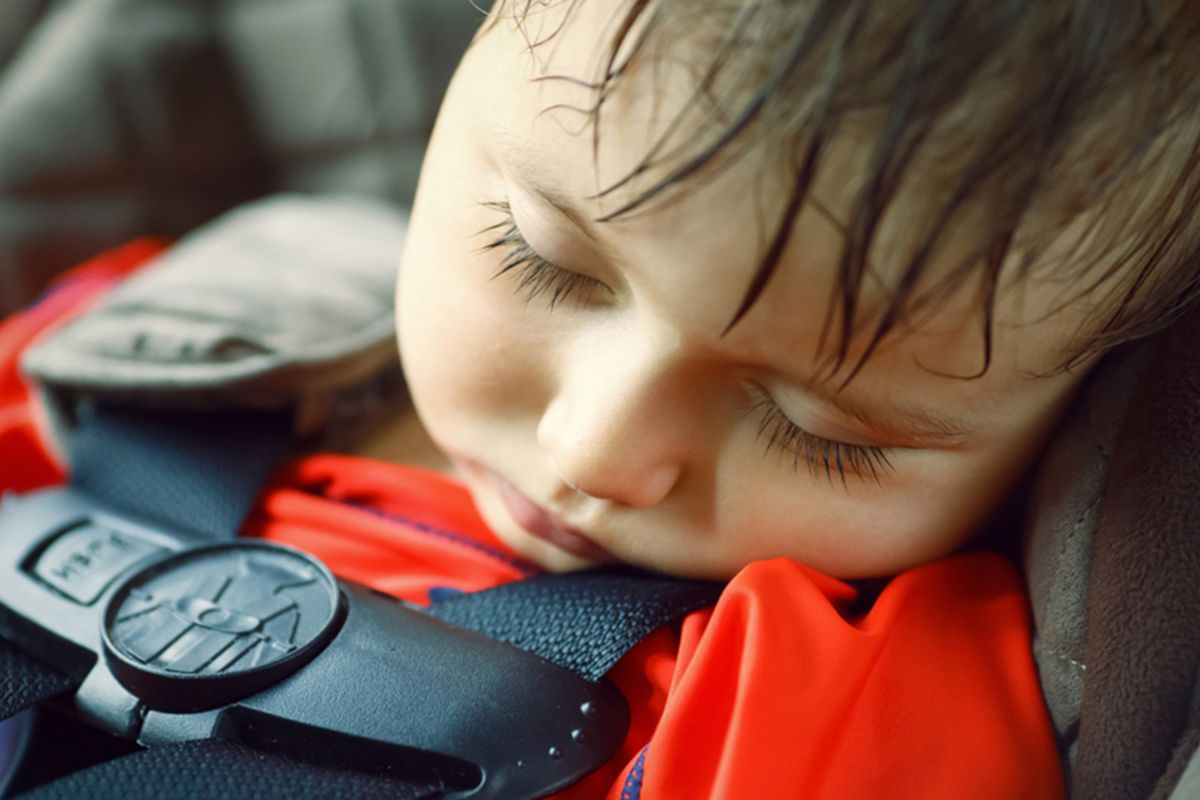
0,244,1065,799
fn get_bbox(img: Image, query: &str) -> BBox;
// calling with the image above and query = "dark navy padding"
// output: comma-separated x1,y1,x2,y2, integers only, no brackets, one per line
426,568,722,682
0,643,74,723
17,739,441,800
70,403,295,541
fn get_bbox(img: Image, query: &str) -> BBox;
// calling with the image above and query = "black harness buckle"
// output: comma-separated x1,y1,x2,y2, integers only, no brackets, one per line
0,487,630,799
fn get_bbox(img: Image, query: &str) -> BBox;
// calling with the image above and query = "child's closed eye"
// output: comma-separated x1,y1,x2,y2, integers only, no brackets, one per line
477,200,611,310
746,384,895,487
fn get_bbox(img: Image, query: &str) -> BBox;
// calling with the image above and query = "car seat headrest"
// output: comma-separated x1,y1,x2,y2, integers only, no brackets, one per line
1023,307,1200,799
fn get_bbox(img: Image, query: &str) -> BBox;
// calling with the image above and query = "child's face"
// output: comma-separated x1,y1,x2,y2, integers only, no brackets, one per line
397,3,1092,579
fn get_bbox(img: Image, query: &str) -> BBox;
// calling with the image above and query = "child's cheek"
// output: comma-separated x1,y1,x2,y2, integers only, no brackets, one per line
396,224,547,460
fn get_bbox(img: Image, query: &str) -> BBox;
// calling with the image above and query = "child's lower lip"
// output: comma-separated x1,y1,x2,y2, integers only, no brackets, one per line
494,477,612,562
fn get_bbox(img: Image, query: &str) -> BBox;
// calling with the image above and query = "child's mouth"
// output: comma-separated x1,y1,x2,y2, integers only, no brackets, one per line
494,476,614,563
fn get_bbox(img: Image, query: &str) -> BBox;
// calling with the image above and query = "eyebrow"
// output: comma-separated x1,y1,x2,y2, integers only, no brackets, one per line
502,144,602,243
807,382,982,445
521,181,602,244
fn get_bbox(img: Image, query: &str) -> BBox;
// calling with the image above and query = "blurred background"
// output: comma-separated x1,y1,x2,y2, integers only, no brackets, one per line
0,0,486,315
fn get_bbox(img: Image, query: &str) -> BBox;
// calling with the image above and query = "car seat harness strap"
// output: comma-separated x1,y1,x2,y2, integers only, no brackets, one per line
0,409,723,799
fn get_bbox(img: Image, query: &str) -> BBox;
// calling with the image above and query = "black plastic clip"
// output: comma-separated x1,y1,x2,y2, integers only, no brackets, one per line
0,487,630,799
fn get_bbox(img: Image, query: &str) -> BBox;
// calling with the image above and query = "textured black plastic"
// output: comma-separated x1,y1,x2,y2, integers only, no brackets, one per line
0,487,632,800
101,543,344,712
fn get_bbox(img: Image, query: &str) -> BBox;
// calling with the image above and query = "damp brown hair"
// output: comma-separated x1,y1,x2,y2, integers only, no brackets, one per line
482,0,1200,382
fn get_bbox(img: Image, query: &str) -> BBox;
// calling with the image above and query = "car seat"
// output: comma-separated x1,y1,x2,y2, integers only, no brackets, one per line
0,0,478,315
1022,308,1200,800
0,2,1197,798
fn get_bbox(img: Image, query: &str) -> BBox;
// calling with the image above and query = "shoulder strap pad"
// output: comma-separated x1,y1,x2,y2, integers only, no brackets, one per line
22,194,408,442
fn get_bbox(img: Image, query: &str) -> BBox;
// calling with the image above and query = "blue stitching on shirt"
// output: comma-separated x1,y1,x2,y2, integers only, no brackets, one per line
621,745,648,800
335,500,540,575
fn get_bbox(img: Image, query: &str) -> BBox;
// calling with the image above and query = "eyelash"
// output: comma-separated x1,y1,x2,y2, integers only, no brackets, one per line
478,201,608,309
474,200,895,487
747,386,895,486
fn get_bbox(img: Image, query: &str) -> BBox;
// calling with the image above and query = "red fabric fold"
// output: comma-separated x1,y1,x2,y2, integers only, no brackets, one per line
640,556,1063,799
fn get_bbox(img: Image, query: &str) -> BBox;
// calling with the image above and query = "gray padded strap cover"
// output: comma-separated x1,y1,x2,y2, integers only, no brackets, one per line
21,195,406,416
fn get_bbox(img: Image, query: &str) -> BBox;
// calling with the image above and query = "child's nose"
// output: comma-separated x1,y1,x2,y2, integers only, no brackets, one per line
536,342,688,507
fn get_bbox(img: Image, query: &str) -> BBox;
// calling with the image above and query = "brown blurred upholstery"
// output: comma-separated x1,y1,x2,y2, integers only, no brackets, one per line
0,0,482,313
1023,308,1200,799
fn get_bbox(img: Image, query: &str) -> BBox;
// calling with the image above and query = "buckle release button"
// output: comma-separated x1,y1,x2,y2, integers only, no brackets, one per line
32,522,163,605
